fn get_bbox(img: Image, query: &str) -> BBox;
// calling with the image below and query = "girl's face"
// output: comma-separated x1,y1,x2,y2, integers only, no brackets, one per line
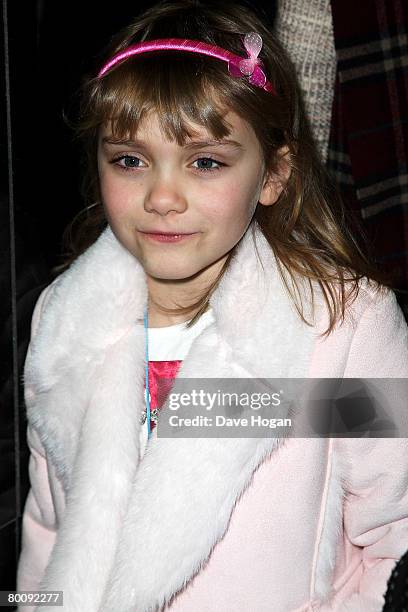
98,110,280,283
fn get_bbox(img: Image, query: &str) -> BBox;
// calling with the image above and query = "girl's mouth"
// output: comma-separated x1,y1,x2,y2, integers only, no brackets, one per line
139,231,198,243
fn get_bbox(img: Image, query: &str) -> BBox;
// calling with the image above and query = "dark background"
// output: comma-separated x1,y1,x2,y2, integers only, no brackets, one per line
1,1,407,609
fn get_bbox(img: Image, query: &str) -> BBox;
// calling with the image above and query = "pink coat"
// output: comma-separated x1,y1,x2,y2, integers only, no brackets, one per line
17,225,408,612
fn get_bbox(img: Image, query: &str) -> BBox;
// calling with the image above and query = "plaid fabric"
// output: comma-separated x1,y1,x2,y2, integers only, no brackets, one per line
327,0,408,317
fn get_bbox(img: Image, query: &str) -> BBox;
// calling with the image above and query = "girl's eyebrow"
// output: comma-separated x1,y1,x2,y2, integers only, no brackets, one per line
101,137,244,150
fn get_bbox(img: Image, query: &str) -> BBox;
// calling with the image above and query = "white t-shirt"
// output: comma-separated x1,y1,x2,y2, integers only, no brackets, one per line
139,308,215,456
147,308,215,360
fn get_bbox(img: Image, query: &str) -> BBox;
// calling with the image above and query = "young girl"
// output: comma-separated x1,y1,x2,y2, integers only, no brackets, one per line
17,1,408,611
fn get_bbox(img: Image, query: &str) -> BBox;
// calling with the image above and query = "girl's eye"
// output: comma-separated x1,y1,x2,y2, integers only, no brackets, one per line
111,155,143,171
110,155,225,173
192,157,224,173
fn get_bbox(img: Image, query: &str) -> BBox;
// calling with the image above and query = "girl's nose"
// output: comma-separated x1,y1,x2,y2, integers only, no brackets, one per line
144,180,188,216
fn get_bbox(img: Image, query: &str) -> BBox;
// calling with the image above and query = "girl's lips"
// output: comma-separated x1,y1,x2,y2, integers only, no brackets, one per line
139,231,198,243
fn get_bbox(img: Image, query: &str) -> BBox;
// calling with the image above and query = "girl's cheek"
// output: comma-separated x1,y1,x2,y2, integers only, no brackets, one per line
100,180,132,218
104,201,131,224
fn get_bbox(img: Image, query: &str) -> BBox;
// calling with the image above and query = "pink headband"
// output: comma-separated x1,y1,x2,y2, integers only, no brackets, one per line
98,32,276,95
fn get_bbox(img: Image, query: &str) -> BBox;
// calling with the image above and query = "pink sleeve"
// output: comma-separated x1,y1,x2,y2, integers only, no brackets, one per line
332,437,408,612
17,427,58,601
343,285,408,379
325,288,408,611
17,285,61,611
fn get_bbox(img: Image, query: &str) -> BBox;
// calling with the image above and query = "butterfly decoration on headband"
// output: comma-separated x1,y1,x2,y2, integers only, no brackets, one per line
228,32,267,88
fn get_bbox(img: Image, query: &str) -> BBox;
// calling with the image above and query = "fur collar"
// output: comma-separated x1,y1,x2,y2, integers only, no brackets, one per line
25,223,324,611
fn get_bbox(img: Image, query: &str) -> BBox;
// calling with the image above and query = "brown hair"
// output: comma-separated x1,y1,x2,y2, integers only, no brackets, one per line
55,0,395,336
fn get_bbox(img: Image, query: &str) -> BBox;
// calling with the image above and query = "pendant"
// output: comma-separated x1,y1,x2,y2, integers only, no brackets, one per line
140,407,159,425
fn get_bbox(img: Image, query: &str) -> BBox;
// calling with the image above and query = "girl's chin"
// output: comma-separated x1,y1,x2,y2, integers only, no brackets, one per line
144,261,210,282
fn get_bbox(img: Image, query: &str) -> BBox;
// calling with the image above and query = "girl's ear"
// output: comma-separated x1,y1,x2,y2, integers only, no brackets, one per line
258,146,291,206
